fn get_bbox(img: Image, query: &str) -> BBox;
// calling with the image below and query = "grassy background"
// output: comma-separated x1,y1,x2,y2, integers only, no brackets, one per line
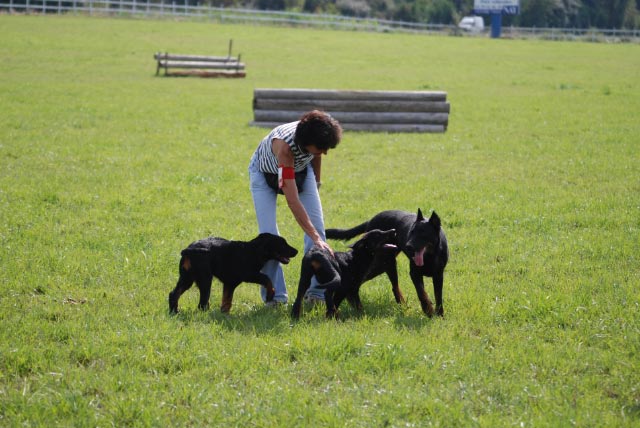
1,14,639,427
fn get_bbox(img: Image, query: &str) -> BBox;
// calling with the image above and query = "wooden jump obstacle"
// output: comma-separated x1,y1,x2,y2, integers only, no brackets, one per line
251,88,450,133
154,40,246,78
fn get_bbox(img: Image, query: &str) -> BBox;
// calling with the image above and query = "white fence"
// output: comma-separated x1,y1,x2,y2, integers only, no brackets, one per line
2,0,639,43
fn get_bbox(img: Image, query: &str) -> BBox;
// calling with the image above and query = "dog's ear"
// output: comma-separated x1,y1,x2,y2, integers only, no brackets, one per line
252,233,271,250
349,235,367,251
416,208,425,222
429,211,441,229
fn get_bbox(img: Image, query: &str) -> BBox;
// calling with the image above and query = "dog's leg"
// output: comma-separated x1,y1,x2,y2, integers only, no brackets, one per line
220,283,238,313
244,272,275,302
320,276,342,319
265,283,275,302
345,289,363,312
385,260,406,304
410,267,435,317
324,288,338,318
169,276,193,314
169,259,195,313
332,288,350,315
292,264,314,319
433,273,444,317
317,276,340,320
195,273,213,311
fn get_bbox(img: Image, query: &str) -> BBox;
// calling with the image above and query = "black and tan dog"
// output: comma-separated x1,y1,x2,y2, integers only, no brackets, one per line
169,233,298,314
291,229,397,319
326,209,448,317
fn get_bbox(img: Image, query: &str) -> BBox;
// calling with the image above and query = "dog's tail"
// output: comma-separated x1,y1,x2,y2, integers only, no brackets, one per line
325,222,368,240
180,248,211,257
179,248,211,273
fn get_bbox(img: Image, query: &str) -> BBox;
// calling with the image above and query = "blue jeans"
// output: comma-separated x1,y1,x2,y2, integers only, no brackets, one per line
249,153,326,303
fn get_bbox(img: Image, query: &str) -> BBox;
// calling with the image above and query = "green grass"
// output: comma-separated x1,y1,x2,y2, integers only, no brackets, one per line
1,14,639,427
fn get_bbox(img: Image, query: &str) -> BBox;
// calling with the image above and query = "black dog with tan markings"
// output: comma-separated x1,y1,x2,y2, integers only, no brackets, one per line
326,209,448,316
169,233,298,314
292,229,398,319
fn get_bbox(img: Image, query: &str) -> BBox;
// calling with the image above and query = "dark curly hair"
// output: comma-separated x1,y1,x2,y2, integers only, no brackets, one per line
294,110,342,152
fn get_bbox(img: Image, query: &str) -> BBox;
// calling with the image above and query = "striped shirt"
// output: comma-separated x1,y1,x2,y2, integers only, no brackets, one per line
254,121,315,174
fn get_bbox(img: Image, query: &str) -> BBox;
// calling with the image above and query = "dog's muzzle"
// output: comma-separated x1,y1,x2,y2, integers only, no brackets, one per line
278,256,292,264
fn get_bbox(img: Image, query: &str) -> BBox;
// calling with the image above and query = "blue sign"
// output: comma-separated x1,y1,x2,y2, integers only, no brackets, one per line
473,0,520,15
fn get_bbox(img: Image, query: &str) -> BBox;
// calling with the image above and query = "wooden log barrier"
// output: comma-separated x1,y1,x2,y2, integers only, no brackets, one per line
250,89,450,133
154,39,246,78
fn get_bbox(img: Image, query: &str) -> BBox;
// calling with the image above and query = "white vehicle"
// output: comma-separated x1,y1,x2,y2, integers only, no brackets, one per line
458,16,485,33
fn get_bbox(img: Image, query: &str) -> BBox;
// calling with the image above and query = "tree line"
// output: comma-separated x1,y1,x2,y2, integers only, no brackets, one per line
232,0,640,29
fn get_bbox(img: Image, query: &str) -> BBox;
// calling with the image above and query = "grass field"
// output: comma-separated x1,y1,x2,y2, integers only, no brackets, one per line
1,14,639,427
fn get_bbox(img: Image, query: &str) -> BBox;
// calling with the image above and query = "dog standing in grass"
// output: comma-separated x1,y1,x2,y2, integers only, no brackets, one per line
169,233,298,314
291,229,398,319
326,209,448,316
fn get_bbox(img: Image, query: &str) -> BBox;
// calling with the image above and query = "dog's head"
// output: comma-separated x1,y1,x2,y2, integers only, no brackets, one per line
405,209,442,267
253,233,299,264
351,228,397,256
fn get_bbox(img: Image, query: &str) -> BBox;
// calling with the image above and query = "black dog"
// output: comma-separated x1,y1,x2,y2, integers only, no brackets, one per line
326,209,448,317
169,233,298,314
291,229,397,319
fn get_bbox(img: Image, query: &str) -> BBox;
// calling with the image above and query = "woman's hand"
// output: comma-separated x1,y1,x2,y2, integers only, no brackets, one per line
314,239,334,256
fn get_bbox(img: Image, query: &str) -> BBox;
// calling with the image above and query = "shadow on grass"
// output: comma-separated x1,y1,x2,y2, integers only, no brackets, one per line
167,298,439,334
356,298,440,331
168,304,291,334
